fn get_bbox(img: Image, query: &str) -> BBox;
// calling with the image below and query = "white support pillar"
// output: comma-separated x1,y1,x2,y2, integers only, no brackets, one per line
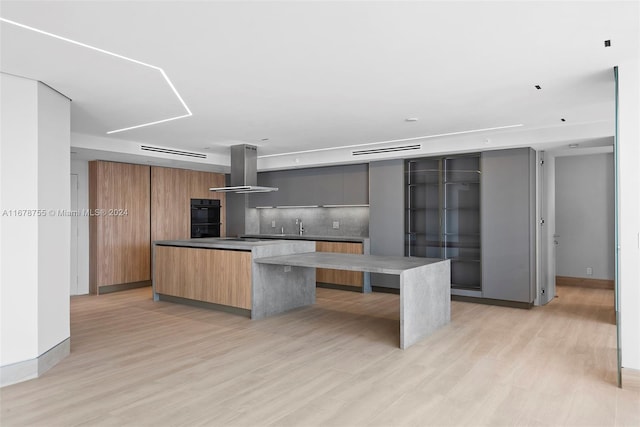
0,73,71,386
617,59,640,376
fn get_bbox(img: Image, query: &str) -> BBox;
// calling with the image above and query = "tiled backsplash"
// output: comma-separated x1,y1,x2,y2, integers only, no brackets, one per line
254,207,369,237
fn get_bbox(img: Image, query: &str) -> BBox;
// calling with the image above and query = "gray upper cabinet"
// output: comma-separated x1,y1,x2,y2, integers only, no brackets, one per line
342,164,369,205
249,173,279,207
248,164,369,207
481,148,537,304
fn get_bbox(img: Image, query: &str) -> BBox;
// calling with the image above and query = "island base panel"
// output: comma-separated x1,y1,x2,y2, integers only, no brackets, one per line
154,246,252,309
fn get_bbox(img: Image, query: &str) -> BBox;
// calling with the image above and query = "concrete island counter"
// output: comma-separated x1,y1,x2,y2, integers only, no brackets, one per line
255,253,451,349
152,238,316,319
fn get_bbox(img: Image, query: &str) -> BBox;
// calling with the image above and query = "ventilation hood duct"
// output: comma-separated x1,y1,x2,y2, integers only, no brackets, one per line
209,144,278,193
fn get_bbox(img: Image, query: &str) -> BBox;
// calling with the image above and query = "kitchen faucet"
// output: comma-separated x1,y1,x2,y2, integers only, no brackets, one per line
295,218,304,236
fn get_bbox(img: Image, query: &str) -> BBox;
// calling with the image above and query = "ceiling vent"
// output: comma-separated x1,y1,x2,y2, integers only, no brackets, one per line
140,145,207,159
352,144,422,156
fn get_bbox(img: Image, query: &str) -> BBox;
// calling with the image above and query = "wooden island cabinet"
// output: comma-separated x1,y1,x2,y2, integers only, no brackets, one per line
154,245,251,309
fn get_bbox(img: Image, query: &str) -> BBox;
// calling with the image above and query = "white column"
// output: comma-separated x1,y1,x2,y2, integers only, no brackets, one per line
617,59,640,372
0,73,71,386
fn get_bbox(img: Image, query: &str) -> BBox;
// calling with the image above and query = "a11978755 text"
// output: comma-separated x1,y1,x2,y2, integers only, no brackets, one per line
1,208,128,217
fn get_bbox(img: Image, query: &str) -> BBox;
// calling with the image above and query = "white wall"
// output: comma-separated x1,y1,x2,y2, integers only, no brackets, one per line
37,82,71,353
617,60,640,371
555,153,615,280
70,160,90,295
0,73,71,372
1,73,40,366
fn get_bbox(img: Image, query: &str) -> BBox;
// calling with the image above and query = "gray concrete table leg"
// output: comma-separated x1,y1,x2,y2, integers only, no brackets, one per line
251,263,316,320
363,272,372,293
399,260,451,349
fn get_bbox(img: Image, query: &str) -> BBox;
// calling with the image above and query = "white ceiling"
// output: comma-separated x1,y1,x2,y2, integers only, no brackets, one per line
1,1,638,169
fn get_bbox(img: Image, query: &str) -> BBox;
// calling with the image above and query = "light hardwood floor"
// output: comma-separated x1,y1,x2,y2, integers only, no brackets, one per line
1,285,638,426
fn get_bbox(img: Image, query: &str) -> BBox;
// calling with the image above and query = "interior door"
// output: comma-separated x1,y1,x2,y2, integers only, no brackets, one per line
70,174,79,295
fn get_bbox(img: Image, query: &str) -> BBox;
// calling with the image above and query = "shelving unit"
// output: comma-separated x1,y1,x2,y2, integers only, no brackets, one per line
405,154,481,291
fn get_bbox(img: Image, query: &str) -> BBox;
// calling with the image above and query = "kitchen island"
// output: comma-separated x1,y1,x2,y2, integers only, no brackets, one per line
153,238,451,349
153,238,316,319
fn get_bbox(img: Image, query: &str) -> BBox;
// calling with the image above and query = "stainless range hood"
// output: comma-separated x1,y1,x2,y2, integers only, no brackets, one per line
209,144,278,193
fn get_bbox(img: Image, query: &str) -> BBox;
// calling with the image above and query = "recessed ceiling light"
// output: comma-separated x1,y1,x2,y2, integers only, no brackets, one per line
561,118,566,122
261,138,270,141
203,147,211,150
0,17,192,135
405,118,419,122
535,85,542,90
604,40,611,47
569,144,579,148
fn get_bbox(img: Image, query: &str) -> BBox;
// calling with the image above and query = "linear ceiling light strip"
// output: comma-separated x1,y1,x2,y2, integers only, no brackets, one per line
0,17,192,134
259,124,524,158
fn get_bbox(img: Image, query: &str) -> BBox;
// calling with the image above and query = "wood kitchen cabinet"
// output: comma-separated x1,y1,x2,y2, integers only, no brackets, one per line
89,161,151,294
151,167,227,242
89,162,226,294
316,241,364,289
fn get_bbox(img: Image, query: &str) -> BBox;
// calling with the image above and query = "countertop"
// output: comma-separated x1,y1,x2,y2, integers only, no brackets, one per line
254,252,446,275
241,234,369,243
153,237,295,251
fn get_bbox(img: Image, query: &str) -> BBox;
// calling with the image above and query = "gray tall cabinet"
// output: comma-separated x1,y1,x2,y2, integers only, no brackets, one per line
400,148,537,306
481,148,536,305
369,159,405,289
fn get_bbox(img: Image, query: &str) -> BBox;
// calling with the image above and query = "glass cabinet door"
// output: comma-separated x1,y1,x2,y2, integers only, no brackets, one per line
405,155,481,290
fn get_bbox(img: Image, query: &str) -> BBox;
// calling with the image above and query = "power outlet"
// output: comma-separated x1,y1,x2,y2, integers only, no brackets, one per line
271,220,276,228
332,221,340,229
586,267,593,276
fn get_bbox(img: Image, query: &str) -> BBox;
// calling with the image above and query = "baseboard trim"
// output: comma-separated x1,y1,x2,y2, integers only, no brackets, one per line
556,276,614,289
98,280,151,295
622,367,640,392
372,286,400,294
156,294,251,318
451,295,534,309
1,337,70,388
317,282,364,293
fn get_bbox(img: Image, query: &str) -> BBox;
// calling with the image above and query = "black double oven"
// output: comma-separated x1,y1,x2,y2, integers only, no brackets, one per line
190,198,221,238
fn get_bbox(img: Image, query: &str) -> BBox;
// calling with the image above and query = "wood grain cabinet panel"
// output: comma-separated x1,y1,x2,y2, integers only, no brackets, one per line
154,246,251,309
316,241,364,288
151,167,226,242
89,161,151,293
